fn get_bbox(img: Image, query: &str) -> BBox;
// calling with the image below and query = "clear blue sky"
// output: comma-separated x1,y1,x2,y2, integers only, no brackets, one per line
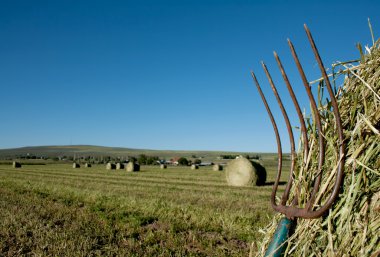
0,0,378,152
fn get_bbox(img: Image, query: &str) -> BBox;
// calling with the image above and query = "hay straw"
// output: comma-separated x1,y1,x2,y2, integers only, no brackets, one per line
191,164,199,170
116,163,124,170
213,164,223,171
126,162,139,172
256,33,380,256
225,158,266,186
12,161,21,168
106,163,116,170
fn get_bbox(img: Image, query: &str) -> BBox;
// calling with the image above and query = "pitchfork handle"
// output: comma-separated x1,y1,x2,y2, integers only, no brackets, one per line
264,217,295,257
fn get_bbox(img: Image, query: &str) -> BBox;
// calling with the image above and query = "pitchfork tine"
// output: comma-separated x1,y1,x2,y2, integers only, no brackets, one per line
273,51,309,206
303,24,345,217
273,52,309,160
250,71,283,208
261,62,297,206
287,39,325,211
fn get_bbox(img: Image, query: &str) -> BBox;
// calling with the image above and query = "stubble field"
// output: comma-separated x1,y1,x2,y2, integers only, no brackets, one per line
0,159,289,256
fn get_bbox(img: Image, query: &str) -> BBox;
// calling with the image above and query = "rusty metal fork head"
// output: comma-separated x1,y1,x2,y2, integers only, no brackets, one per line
251,24,345,219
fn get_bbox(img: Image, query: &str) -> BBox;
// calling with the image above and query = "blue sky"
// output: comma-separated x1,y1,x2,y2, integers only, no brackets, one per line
0,0,378,152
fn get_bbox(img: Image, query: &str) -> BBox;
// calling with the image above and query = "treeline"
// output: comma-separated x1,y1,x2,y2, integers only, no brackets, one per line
134,154,160,165
6,154,49,160
219,154,261,160
70,154,161,165
3,154,163,165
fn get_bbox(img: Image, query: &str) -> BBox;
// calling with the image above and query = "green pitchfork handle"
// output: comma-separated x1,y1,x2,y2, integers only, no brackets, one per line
264,217,295,257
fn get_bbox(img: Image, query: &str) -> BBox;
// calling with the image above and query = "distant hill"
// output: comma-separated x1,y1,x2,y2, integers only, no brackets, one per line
0,145,276,161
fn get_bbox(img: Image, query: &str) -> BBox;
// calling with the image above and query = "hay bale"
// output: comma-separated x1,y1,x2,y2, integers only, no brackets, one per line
126,162,140,172
116,163,124,170
212,164,223,171
106,163,116,170
225,158,266,186
160,164,167,169
191,164,199,170
72,163,80,168
84,163,91,168
12,161,21,168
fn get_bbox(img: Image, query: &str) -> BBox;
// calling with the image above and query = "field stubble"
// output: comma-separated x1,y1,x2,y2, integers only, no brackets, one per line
0,159,289,256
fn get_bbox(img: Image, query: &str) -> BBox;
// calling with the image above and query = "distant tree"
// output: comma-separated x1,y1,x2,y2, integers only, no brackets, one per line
138,154,148,165
252,154,260,160
194,159,202,165
220,155,237,159
146,156,159,165
191,154,197,158
178,157,189,166
128,156,137,163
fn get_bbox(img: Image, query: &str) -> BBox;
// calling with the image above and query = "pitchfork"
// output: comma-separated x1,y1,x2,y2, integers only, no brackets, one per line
251,24,345,256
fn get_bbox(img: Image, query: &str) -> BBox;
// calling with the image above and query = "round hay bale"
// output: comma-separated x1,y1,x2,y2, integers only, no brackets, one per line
126,162,140,172
73,162,80,169
191,164,199,170
212,164,223,171
12,161,21,168
160,164,167,169
106,163,116,170
225,157,266,186
84,163,92,168
116,163,124,170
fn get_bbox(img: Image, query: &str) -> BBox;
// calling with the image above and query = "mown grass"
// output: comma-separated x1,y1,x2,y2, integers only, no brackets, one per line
0,160,289,256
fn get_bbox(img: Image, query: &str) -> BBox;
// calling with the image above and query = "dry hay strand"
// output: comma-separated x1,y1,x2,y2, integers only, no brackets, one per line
160,164,167,169
72,163,80,169
225,157,266,186
116,163,124,170
84,163,91,168
126,162,140,172
12,161,21,168
213,164,223,171
256,35,380,256
106,163,116,170
191,164,199,170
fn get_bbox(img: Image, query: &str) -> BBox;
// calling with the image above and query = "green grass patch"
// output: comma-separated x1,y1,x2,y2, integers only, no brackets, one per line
0,161,289,256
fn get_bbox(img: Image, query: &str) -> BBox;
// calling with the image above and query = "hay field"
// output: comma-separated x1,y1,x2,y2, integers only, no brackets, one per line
0,159,288,256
